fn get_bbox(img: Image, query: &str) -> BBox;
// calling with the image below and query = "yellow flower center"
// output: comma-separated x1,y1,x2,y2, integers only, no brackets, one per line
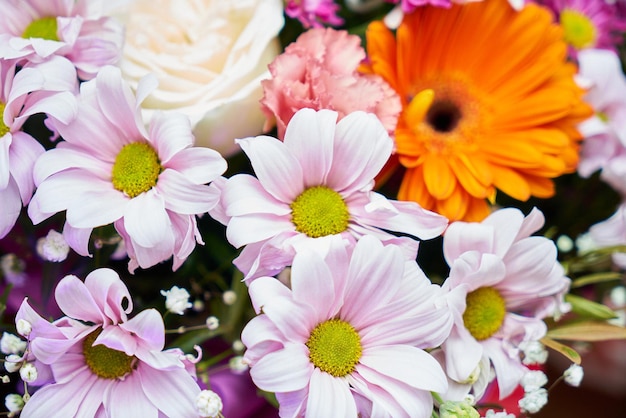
463,287,506,341
560,9,597,49
290,186,350,238
83,328,136,380
111,142,162,198
306,319,362,377
22,17,59,41
0,103,9,137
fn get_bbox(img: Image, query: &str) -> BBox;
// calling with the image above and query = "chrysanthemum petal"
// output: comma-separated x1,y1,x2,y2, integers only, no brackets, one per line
55,275,106,324
306,368,358,418
164,147,227,185
138,365,201,418
149,111,194,164
290,249,337,321
222,174,291,217
107,371,158,418
249,344,313,392
226,214,294,248
156,169,218,214
123,191,171,247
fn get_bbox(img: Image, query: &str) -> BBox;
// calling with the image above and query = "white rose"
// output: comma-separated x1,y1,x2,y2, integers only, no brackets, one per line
114,0,284,156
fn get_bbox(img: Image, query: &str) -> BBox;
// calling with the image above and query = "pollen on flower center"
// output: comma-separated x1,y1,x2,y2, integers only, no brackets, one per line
111,142,162,198
290,186,350,238
463,286,506,341
22,17,59,41
306,319,362,377
560,9,597,49
83,328,136,380
0,103,9,137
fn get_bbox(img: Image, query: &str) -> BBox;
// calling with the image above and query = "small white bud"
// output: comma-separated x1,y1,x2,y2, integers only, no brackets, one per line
232,339,245,353
222,290,237,306
1,376,10,383
4,355,22,373
5,394,24,414
193,300,205,312
520,370,548,392
160,286,192,315
16,319,32,338
36,230,70,262
0,254,26,286
196,389,223,418
19,363,38,383
556,235,574,253
205,316,219,331
518,388,548,414
0,333,27,356
228,355,248,373
519,341,548,365
563,364,584,387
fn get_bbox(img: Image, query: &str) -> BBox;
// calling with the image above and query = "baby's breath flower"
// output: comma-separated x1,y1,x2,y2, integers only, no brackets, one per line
228,356,249,373
483,410,516,418
19,363,38,383
4,355,22,373
36,229,70,262
161,286,192,315
0,333,27,356
1,376,10,383
232,339,245,353
520,341,549,365
5,393,25,415
205,316,219,331
16,319,32,338
521,370,548,392
196,390,223,418
518,388,548,414
222,290,237,306
563,364,584,387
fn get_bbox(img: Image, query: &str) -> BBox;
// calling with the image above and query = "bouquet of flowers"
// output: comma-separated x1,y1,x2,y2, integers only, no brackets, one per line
1,0,626,417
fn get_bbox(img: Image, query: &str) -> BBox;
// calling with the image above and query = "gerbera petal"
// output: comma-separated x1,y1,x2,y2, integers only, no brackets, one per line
237,135,304,202
283,108,336,187
249,344,314,393
423,155,457,200
306,368,357,418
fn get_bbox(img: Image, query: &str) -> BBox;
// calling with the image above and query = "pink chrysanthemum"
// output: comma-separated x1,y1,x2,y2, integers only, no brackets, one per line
15,268,201,417
27,65,227,272
260,28,401,140
577,48,626,196
242,236,452,417
0,56,77,238
0,0,124,80
589,202,626,270
210,108,448,281
539,0,626,54
285,0,343,28
439,207,570,399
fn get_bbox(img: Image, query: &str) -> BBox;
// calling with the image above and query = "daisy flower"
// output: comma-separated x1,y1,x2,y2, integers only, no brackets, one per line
362,0,592,221
242,236,453,417
27,65,227,272
211,108,448,281
439,207,570,399
0,0,124,80
0,56,77,238
15,268,201,417
539,0,626,54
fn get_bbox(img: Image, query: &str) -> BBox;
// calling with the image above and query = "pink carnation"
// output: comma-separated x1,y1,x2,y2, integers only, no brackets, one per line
0,0,124,80
285,0,343,28
439,207,570,400
0,56,77,238
260,27,401,139
15,268,201,417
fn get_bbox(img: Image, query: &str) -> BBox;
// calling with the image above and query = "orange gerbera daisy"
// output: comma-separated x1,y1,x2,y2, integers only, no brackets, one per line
362,0,592,221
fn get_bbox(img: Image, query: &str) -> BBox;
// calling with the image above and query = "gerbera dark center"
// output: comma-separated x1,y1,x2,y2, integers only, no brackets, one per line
463,287,506,341
111,142,162,198
83,328,136,380
0,103,9,137
426,100,462,133
560,9,597,49
306,319,362,377
22,17,59,41
290,186,349,238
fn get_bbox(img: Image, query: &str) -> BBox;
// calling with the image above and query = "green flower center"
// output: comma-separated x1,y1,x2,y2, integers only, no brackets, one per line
463,287,506,341
111,142,162,198
0,103,9,137
306,319,362,377
560,9,597,49
290,186,350,238
22,17,59,41
83,328,136,380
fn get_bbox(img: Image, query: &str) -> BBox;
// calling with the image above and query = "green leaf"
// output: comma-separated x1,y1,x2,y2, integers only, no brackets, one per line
540,336,581,365
565,293,618,320
570,272,623,288
547,321,626,341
